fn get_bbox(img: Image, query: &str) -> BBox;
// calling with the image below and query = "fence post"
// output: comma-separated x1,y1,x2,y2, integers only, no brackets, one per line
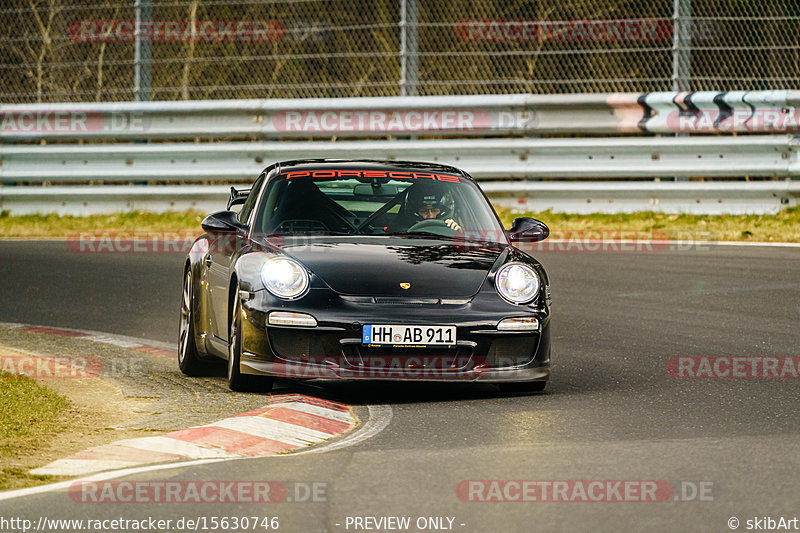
672,0,691,181
134,0,152,101
672,0,691,92
400,0,418,96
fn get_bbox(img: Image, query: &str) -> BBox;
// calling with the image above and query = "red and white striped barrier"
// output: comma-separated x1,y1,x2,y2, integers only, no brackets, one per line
0,323,358,476
31,395,357,476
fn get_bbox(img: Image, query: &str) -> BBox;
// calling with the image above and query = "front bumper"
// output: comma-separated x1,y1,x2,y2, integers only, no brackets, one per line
238,289,551,383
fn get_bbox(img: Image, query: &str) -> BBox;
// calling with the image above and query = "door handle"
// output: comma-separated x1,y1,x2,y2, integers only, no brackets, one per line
204,255,213,267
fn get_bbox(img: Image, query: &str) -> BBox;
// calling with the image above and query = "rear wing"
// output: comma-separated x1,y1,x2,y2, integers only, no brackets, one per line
227,186,251,210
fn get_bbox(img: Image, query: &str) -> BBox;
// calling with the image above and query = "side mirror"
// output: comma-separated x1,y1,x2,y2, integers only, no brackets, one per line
201,210,248,234
507,217,549,243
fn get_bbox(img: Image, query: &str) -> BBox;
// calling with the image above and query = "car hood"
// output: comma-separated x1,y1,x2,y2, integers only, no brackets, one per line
277,236,506,298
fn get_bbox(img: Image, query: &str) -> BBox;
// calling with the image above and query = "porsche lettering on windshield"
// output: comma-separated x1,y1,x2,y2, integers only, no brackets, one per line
279,169,466,182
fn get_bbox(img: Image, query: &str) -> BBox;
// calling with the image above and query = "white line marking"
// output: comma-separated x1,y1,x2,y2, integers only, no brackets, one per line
0,407,391,501
664,240,800,249
292,404,393,455
0,459,229,502
0,405,392,502
3,237,800,248
0,323,392,500
0,322,175,351
0,238,69,242
27,404,359,477
30,459,142,477
541,239,800,249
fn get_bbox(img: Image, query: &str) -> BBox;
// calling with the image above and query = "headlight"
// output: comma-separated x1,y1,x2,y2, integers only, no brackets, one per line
495,263,540,304
261,257,309,299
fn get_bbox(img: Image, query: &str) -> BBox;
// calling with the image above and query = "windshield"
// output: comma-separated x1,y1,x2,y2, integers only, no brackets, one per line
253,170,507,243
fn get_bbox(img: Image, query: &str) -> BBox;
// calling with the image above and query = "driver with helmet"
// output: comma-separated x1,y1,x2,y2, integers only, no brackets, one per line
403,182,462,231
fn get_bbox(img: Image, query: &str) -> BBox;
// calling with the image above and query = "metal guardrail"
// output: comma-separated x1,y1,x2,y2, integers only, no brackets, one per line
3,182,797,216
2,92,800,215
0,94,623,140
483,180,800,215
2,90,800,140
0,185,232,216
2,136,797,183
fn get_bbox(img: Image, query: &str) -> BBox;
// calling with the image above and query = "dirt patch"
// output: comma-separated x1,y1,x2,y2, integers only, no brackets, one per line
0,345,157,489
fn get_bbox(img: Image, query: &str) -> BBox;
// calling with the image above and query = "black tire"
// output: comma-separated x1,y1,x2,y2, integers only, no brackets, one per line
498,380,547,394
178,268,211,376
227,289,274,393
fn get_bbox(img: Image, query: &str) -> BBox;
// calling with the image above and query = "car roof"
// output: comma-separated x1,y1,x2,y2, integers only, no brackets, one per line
267,159,471,180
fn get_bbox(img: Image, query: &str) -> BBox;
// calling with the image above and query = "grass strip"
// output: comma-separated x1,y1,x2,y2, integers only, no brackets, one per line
1,207,799,242
0,371,69,490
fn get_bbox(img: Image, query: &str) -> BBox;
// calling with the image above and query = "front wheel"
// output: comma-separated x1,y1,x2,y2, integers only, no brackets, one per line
228,290,274,393
178,268,211,376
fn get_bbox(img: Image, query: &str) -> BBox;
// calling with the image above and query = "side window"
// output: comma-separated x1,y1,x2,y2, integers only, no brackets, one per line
237,174,265,224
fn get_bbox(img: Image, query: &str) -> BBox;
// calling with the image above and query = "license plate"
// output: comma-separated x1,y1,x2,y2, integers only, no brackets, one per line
362,324,456,346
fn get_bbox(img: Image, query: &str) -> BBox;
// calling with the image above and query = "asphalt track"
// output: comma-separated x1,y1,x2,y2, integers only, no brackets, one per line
1,240,799,532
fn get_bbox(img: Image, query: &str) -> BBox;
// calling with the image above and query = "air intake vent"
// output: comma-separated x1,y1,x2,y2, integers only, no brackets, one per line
373,297,440,305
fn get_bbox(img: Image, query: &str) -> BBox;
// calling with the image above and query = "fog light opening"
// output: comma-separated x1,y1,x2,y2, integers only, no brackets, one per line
497,317,540,331
268,311,318,327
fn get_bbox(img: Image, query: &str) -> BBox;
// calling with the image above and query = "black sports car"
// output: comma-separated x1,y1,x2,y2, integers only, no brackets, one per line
179,160,552,392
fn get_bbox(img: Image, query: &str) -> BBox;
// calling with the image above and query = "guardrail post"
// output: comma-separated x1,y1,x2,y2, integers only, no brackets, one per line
672,0,691,92
400,0,419,96
134,0,152,102
672,0,691,181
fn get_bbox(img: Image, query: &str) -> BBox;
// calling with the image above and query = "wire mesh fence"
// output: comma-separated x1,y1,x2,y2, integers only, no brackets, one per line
1,0,799,103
